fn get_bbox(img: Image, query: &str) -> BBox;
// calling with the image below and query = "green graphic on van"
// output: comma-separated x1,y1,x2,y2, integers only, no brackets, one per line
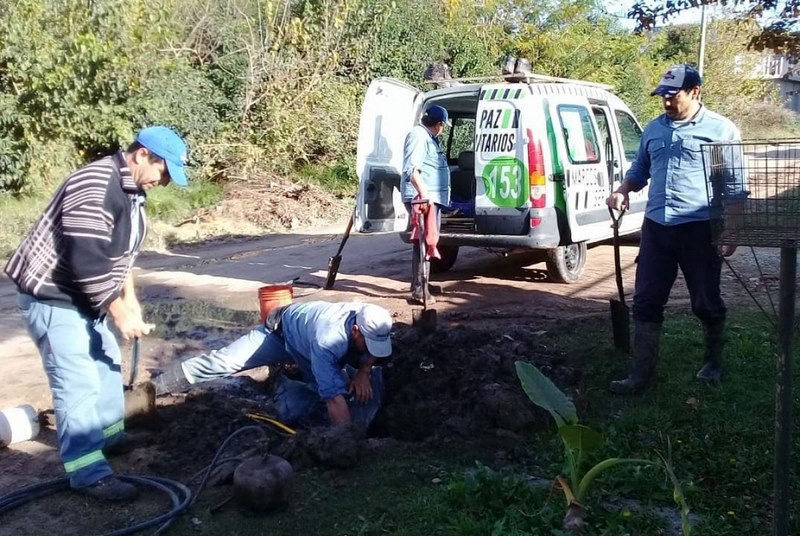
482,157,529,207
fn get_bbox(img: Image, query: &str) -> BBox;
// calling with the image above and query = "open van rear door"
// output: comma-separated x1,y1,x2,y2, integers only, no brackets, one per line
356,78,421,232
545,95,612,243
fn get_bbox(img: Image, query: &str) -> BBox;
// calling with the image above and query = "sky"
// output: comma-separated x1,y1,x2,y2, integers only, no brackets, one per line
601,1,732,31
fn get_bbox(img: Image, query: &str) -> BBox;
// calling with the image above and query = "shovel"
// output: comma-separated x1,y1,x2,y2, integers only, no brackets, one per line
324,208,355,290
411,200,437,333
608,207,630,353
123,337,156,426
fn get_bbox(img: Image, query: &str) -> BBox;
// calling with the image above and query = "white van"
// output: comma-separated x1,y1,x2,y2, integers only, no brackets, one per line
355,74,648,283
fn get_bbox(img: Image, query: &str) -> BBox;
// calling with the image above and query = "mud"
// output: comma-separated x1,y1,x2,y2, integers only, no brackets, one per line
373,323,578,442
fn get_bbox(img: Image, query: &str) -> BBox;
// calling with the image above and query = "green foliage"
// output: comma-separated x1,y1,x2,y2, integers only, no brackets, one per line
516,360,578,427
145,179,223,222
444,464,560,535
515,361,689,533
0,0,224,194
0,194,48,257
296,159,357,197
0,0,790,207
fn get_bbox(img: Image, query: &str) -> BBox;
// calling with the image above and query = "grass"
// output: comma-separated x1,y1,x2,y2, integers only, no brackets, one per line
145,179,223,223
0,179,224,259
0,194,49,258
295,160,357,198
557,312,797,535
164,311,797,535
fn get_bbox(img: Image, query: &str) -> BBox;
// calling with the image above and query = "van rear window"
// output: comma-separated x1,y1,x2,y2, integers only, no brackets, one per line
557,105,600,165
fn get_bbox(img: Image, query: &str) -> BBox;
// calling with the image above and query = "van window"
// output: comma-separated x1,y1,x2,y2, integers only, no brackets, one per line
614,111,642,162
446,117,475,163
592,108,611,153
558,105,600,164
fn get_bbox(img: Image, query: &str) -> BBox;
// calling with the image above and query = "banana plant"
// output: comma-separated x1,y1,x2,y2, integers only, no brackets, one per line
515,361,690,534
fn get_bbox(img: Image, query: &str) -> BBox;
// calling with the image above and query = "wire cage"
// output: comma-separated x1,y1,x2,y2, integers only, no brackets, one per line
702,140,800,247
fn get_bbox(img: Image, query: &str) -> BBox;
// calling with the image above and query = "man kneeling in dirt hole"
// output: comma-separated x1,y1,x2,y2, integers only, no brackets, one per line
153,301,392,428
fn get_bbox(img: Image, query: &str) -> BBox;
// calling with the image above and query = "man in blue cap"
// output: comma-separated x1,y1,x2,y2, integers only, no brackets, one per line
5,126,189,501
401,104,452,304
606,64,746,394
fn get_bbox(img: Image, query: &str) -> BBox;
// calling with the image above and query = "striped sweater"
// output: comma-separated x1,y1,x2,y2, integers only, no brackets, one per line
5,151,147,317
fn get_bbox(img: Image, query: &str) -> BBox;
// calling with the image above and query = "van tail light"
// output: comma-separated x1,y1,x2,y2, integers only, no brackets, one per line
527,128,546,227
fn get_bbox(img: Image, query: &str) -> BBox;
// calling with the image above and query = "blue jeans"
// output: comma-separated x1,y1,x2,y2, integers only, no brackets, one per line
17,293,124,488
633,219,726,324
180,327,385,427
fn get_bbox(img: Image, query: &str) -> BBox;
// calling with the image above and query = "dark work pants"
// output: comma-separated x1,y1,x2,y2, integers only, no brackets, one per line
633,218,726,324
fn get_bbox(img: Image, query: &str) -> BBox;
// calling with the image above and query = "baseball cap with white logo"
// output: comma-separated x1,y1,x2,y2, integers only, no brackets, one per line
651,64,703,98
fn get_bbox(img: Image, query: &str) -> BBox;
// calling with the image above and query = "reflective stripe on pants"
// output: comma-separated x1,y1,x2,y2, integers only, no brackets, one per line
17,293,123,488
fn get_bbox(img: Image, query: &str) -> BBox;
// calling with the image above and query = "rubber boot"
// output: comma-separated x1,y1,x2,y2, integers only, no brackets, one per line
696,317,724,383
410,246,435,305
609,321,662,394
153,360,191,396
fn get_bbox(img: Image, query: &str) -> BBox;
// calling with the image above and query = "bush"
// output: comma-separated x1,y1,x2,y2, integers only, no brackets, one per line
0,0,225,194
735,99,800,138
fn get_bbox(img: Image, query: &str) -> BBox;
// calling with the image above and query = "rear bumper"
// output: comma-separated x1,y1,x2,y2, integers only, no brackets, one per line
399,207,562,249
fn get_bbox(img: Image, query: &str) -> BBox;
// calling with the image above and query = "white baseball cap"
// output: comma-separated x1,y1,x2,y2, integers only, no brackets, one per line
356,304,393,358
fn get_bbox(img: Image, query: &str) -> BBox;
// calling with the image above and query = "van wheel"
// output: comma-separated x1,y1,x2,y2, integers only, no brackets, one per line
546,242,587,284
430,245,459,274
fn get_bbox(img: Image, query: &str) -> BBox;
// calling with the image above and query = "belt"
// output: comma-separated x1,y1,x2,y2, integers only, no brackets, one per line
265,304,289,337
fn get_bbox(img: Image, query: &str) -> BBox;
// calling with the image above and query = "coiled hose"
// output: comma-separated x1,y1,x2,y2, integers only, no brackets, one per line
0,425,271,535
0,475,191,536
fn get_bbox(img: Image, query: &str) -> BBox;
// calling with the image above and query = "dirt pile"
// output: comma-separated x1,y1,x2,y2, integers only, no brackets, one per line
373,323,581,442
221,174,352,231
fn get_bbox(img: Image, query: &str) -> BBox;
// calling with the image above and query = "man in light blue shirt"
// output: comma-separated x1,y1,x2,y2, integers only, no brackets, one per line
607,64,743,394
402,104,451,304
153,301,393,428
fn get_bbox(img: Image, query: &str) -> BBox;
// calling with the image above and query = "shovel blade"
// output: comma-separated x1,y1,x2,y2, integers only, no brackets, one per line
124,381,157,428
610,298,631,353
324,256,342,290
412,308,437,333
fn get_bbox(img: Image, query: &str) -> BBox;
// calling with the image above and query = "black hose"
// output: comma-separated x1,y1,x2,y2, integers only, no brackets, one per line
0,425,270,534
190,425,267,507
0,475,191,536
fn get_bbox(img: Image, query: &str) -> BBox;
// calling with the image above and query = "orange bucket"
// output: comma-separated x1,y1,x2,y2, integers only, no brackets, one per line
258,284,293,323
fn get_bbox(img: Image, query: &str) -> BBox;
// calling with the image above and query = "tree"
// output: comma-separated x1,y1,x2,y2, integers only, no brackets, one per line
628,0,800,52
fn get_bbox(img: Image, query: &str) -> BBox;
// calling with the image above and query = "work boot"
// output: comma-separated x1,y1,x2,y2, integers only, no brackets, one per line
153,360,191,396
103,431,151,457
696,317,725,383
79,476,139,502
609,321,662,395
